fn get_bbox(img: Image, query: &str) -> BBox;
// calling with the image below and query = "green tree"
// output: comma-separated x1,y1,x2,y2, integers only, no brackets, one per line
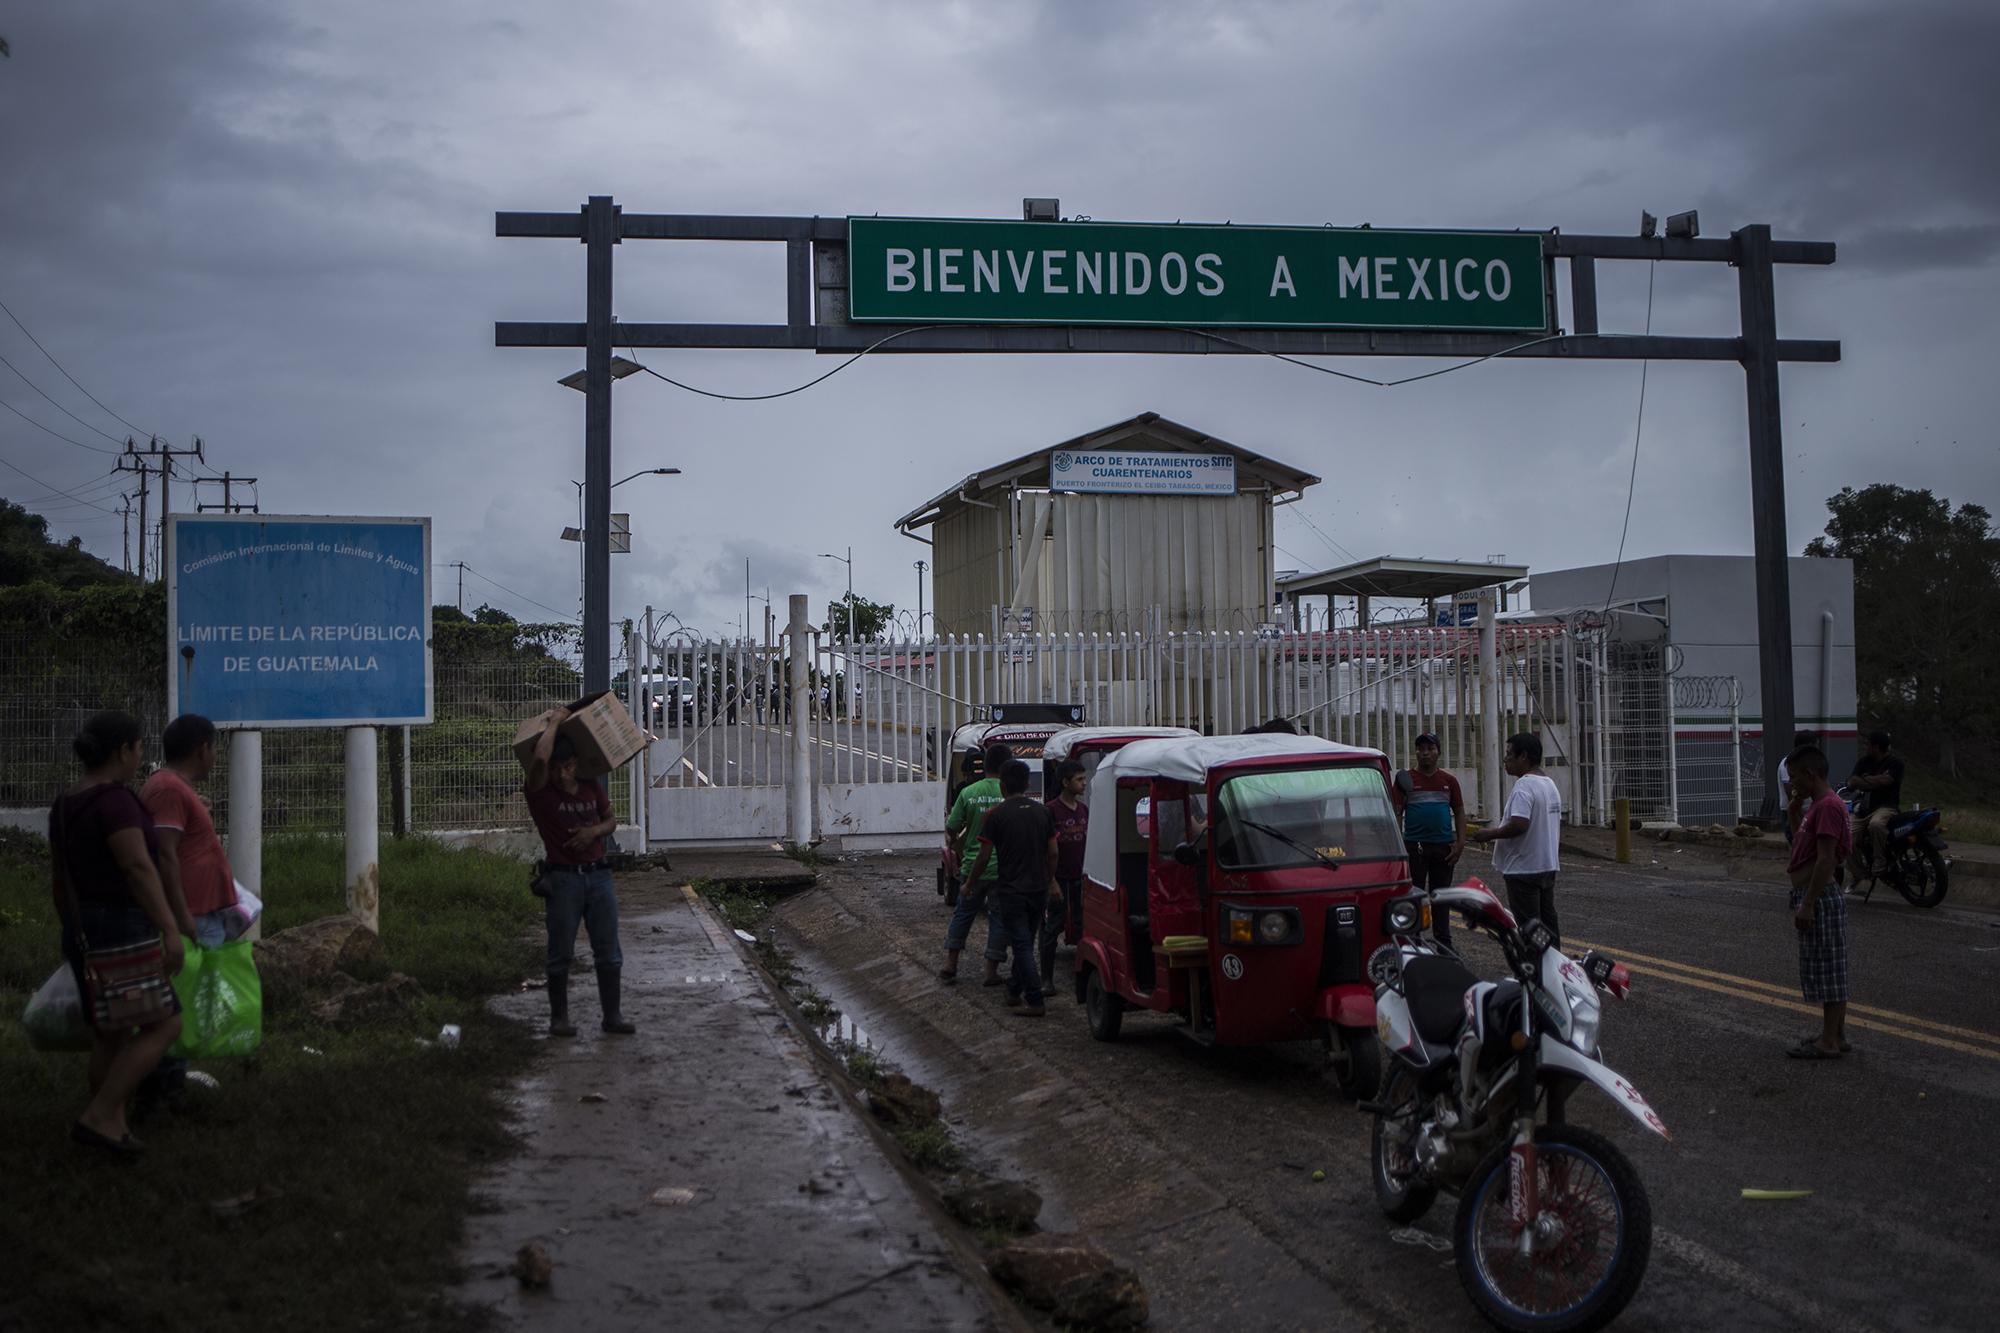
1806,484,2000,778
0,498,131,589
820,592,895,642
472,603,518,626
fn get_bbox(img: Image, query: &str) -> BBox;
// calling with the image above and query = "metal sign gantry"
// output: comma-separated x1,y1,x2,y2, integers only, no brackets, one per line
496,198,1837,816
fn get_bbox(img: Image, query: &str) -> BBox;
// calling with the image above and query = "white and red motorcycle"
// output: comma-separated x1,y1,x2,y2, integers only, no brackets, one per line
1363,880,1667,1332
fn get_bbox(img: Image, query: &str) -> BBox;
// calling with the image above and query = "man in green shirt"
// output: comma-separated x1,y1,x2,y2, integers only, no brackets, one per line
939,743,1012,985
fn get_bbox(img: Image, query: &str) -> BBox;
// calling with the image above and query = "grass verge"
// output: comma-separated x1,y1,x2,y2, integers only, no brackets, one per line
1899,759,2000,846
0,832,540,1333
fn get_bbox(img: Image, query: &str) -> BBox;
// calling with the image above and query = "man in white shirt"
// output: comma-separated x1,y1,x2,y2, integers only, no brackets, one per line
1470,732,1565,946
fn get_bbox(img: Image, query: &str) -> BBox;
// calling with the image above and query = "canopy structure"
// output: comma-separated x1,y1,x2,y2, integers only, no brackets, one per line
1082,734,1386,885
1276,556,1529,628
1044,726,1199,765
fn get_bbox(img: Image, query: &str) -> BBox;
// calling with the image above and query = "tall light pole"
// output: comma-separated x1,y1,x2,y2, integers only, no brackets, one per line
913,558,928,636
563,466,680,623
557,346,646,692
818,546,854,642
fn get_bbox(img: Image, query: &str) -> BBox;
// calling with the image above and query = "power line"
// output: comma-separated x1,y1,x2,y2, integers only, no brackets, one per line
0,292,158,439
0,350,128,447
0,455,119,513
0,392,120,453
457,563,580,623
626,325,947,402
1601,263,1658,617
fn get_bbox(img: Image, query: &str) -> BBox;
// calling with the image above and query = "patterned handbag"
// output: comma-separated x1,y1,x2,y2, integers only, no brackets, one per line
55,791,177,1030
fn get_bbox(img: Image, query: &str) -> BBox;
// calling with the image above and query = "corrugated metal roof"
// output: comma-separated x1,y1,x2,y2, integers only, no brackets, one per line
896,411,1320,532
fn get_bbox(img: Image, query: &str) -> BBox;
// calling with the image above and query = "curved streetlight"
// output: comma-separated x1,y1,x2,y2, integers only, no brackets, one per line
562,467,681,613
817,546,854,642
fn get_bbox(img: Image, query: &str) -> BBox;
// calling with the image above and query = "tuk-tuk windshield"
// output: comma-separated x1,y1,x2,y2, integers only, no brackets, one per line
1214,764,1402,869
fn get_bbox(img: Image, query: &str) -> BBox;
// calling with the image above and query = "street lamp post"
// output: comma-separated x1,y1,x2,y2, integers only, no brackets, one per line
563,466,681,624
818,546,854,642
557,345,647,693
913,559,928,637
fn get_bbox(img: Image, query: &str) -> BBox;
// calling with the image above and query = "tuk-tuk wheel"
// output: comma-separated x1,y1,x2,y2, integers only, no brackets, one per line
1330,1024,1382,1100
1085,970,1123,1042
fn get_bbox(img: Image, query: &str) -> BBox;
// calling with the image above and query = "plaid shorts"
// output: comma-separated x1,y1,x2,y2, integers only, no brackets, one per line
1788,880,1849,1005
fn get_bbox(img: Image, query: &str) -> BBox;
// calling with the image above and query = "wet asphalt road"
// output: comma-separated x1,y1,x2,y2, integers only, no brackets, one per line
771,848,2000,1332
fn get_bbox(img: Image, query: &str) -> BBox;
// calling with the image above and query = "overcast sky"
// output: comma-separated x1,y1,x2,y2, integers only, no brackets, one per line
2,0,1995,639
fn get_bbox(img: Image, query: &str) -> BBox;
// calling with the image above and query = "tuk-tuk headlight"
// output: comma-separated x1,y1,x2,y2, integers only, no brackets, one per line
1228,913,1255,944
1224,905,1299,946
1256,911,1291,945
1384,896,1426,934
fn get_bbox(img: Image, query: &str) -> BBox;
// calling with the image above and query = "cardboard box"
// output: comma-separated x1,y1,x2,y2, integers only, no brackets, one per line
513,691,648,781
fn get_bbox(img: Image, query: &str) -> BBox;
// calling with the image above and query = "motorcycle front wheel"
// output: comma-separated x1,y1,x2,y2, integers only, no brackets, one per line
1370,1065,1438,1223
1453,1123,1652,1333
1895,844,1949,909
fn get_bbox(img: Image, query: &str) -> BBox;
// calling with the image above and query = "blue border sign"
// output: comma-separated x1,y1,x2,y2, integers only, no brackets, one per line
167,515,433,727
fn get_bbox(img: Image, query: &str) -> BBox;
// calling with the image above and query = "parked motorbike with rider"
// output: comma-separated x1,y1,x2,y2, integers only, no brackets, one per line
1841,731,1949,908
1364,880,1663,1332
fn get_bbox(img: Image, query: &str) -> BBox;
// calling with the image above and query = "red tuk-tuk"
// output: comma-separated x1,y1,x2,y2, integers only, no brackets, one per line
1039,727,1198,949
1074,734,1409,1096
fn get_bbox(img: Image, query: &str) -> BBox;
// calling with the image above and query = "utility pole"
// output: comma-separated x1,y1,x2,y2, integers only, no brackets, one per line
119,494,134,573
195,470,260,513
116,436,204,581
914,558,928,636
453,561,467,612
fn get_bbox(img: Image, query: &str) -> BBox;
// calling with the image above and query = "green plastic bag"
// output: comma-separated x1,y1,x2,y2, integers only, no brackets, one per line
169,938,263,1059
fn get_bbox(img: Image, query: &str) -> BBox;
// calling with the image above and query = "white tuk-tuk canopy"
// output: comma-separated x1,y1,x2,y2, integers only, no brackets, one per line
1043,726,1198,765
1082,734,1387,886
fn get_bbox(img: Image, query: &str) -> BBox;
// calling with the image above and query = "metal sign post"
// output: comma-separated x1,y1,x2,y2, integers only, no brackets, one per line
497,205,1838,817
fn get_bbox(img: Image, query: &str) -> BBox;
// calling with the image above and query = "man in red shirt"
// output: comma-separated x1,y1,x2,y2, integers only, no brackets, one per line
1784,744,1852,1060
525,714,633,1037
142,715,237,947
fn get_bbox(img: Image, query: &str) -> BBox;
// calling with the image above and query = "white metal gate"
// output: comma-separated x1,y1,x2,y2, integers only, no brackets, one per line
634,618,1656,847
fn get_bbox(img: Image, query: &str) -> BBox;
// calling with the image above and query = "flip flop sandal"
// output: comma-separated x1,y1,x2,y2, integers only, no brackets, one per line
71,1122,144,1156
1786,1040,1842,1060
1802,1034,1853,1053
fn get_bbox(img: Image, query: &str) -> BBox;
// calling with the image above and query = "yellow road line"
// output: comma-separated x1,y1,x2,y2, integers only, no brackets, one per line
1569,936,2000,1048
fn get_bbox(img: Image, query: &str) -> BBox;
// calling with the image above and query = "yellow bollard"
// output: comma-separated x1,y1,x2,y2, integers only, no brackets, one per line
1614,797,1632,864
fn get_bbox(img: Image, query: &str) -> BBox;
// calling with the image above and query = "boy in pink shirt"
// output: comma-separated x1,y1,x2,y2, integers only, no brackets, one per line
1784,744,1853,1059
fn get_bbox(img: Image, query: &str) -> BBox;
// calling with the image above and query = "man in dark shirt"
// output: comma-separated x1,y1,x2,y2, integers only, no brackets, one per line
1844,730,1905,889
525,714,633,1037
965,761,1058,1017
1039,759,1089,987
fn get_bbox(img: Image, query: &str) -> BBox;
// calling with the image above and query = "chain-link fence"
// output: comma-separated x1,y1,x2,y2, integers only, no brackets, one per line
0,631,631,833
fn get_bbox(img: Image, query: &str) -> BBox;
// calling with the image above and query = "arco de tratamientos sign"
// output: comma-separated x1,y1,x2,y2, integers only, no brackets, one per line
846,217,1549,332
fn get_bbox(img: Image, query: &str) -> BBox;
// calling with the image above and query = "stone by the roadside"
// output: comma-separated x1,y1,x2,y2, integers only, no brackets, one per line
309,972,424,1029
1705,823,1733,838
943,1177,1042,1233
256,915,379,1004
1734,823,1764,838
865,1072,941,1129
989,1232,1149,1328
511,1239,552,1288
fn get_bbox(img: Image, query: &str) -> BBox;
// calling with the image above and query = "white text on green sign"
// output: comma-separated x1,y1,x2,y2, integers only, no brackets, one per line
847,218,1549,333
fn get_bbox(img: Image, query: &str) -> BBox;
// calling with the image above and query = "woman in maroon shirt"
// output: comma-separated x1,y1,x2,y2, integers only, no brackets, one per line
49,711,184,1155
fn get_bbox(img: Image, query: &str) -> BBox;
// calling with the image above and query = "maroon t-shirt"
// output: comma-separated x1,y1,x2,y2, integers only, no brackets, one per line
526,779,613,865
49,784,157,903
1048,796,1089,881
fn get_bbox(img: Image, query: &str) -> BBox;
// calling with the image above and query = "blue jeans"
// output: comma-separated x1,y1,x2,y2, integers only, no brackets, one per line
944,876,1006,963
545,866,623,979
994,896,1045,1006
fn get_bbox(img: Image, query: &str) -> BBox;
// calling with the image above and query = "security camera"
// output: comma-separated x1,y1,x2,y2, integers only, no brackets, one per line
1665,210,1700,239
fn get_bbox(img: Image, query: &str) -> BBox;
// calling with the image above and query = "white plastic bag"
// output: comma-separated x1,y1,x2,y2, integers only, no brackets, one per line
224,881,263,941
22,964,91,1052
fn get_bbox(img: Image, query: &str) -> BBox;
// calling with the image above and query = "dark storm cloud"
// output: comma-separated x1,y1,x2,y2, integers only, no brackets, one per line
0,0,1994,635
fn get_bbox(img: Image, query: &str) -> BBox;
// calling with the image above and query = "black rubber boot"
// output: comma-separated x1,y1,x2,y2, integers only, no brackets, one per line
548,975,577,1037
597,967,635,1035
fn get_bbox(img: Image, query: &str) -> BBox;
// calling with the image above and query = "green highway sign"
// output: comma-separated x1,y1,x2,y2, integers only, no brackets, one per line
846,217,1550,333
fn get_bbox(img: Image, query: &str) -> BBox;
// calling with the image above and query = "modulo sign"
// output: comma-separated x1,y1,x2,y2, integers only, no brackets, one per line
166,514,433,728
847,217,1550,332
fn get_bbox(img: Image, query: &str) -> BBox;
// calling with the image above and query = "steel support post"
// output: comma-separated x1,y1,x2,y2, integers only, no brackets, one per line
582,195,618,694
1735,224,1795,820
1478,592,1501,821
787,594,813,847
345,726,380,932
227,731,262,920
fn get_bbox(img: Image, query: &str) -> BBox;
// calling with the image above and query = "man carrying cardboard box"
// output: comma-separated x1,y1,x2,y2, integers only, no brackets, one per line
524,710,635,1037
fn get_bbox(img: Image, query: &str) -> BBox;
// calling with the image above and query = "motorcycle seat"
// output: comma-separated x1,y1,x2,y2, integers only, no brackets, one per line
1402,954,1479,1044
